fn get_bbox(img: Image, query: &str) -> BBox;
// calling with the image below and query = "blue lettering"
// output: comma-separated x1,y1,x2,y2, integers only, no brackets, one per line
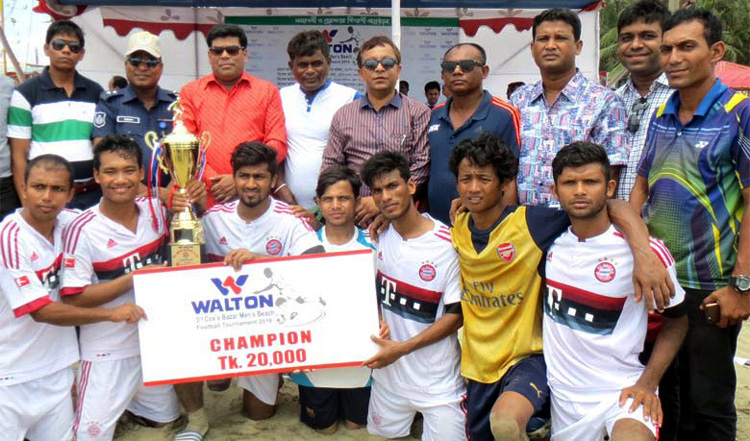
191,300,211,314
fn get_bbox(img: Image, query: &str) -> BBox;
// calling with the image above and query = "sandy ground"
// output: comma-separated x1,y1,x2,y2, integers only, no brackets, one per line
115,327,750,441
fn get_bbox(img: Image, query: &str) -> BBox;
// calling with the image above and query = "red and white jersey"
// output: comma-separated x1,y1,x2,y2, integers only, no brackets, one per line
202,198,320,260
373,215,463,395
61,197,167,362
543,224,685,401
0,209,80,385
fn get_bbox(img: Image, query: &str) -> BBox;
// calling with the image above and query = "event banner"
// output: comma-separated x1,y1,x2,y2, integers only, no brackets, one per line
226,16,459,95
133,250,380,386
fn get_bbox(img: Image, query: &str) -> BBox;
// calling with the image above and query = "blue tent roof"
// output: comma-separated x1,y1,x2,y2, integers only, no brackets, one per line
59,0,598,9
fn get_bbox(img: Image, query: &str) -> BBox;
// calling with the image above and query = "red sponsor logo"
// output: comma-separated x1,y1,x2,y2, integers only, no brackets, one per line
64,258,76,269
107,238,117,248
594,262,616,283
418,264,436,282
496,243,515,262
219,236,228,245
30,252,39,262
265,239,282,256
15,276,30,288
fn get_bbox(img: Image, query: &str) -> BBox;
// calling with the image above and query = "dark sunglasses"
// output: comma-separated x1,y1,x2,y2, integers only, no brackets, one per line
627,97,649,134
209,45,245,56
50,39,83,54
440,59,483,73
127,57,160,68
362,57,398,71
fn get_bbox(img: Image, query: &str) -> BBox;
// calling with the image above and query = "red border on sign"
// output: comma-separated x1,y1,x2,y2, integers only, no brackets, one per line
143,360,367,387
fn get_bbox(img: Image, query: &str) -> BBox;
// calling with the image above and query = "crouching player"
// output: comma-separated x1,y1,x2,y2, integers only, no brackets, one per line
545,142,687,440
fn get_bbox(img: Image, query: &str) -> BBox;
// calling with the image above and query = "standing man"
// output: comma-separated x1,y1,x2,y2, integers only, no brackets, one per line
93,31,177,197
280,31,359,210
322,36,430,227
427,42,521,225
0,75,18,218
180,24,287,207
0,154,145,440
9,20,104,209
630,9,750,440
399,80,410,96
424,81,441,109
61,135,180,440
510,8,628,206
615,0,673,200
178,142,324,440
361,151,465,440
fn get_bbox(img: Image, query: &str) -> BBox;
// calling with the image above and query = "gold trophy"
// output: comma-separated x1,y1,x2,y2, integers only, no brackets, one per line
145,99,211,266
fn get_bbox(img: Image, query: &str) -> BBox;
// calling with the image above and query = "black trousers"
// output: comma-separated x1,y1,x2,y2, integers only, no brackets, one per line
0,176,20,219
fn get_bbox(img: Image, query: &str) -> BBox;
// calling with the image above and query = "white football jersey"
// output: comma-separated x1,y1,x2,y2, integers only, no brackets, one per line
0,209,80,385
543,225,685,401
202,198,321,260
373,215,463,395
317,226,374,252
61,197,168,362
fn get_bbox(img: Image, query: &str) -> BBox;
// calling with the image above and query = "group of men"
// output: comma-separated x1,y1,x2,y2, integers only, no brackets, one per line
1,1,750,441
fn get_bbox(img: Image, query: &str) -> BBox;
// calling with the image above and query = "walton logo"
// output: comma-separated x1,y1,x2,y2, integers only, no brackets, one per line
322,29,338,43
211,275,249,296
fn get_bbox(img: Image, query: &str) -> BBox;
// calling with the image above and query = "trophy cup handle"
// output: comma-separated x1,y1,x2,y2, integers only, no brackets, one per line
201,131,211,150
144,131,159,152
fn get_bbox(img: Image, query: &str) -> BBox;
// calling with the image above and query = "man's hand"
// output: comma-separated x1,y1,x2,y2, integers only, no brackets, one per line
449,198,467,225
368,214,390,243
274,185,297,205
363,336,407,369
109,304,147,323
170,181,208,213
619,383,662,425
224,248,262,271
209,174,238,203
632,250,675,313
355,196,379,227
378,320,390,340
289,205,321,230
701,286,750,328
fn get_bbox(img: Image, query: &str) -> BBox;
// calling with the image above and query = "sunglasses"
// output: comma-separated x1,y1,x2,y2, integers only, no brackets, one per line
627,97,648,134
127,57,160,68
209,45,245,56
441,59,483,73
362,57,398,71
50,39,83,54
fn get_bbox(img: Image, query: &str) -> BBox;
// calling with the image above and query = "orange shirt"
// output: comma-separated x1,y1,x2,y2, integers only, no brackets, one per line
180,71,287,181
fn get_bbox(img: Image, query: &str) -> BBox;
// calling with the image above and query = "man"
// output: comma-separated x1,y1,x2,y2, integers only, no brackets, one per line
0,75,18,218
506,81,525,100
322,36,430,227
427,42,521,225
180,24,287,207
399,80,409,96
108,76,128,91
289,165,375,435
424,81,440,109
9,20,104,209
61,135,180,440
93,31,177,198
0,154,145,440
510,8,628,206
630,9,750,440
280,31,359,210
449,133,672,441
178,142,324,440
615,0,673,200
361,150,465,440
545,142,687,441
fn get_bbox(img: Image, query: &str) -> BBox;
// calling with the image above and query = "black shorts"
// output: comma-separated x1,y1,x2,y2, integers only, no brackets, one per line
298,385,371,430
465,354,550,441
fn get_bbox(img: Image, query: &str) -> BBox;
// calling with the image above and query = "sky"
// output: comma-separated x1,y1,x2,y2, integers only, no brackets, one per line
3,0,51,73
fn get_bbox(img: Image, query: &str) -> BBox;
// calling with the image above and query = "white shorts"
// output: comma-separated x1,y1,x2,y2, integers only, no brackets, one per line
0,367,74,441
237,374,280,406
367,380,465,441
73,357,179,440
551,391,658,441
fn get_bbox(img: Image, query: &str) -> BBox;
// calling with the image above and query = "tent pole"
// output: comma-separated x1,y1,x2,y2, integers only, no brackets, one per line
0,24,25,82
194,7,199,79
391,0,401,49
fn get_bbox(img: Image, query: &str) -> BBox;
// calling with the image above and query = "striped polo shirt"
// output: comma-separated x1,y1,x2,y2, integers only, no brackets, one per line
8,67,103,182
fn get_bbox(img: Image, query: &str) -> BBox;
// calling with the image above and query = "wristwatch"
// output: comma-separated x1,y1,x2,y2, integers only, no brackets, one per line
729,275,750,293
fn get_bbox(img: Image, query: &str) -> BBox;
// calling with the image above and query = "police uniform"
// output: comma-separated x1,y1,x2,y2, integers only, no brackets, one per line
92,85,175,184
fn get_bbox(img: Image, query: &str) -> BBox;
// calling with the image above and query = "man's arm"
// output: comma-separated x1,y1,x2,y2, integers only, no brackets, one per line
9,138,29,201
608,199,675,311
263,87,288,162
31,301,145,326
62,274,134,308
364,310,462,369
629,176,649,213
408,104,431,188
321,113,347,172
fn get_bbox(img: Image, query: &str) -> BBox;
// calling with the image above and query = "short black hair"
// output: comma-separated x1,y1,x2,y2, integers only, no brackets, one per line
111,76,128,89
400,80,409,90
533,8,582,42
25,154,74,189
287,30,330,61
94,134,142,171
357,36,401,67
617,0,671,34
449,133,518,184
206,24,247,48
443,43,487,65
424,81,440,93
360,151,411,188
231,142,278,176
316,165,362,199
552,141,611,183
46,19,85,47
664,7,723,47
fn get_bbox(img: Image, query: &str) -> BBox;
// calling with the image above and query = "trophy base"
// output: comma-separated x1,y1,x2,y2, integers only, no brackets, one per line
168,243,206,267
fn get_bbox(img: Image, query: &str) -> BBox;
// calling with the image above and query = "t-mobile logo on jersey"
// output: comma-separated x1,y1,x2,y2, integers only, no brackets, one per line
122,252,161,274
379,275,398,307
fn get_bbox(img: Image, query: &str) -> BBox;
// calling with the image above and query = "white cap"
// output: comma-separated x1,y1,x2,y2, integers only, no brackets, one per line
125,31,161,58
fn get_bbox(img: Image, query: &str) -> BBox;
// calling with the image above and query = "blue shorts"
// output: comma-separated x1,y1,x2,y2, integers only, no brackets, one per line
465,354,549,441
